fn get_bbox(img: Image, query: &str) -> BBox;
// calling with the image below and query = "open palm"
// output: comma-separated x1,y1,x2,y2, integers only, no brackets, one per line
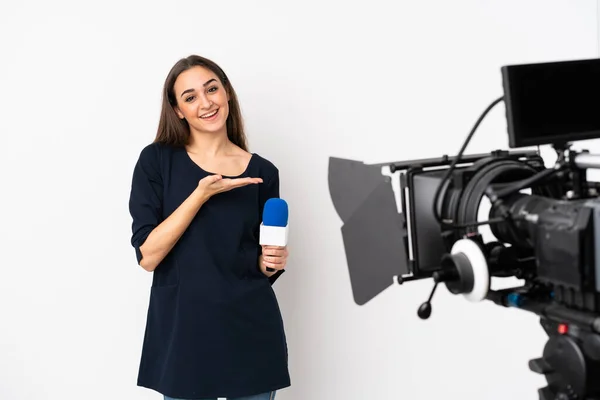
198,174,262,198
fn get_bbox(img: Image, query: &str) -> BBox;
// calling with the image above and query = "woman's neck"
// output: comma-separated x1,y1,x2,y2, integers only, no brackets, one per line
186,130,232,157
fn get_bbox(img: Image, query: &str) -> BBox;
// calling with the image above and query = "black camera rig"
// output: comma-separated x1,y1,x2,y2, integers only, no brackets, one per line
328,58,600,399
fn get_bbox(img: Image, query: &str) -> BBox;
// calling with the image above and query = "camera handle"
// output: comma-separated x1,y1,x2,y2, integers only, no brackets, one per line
418,238,490,319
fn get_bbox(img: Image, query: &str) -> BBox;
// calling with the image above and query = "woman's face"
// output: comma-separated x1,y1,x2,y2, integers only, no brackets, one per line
173,66,230,136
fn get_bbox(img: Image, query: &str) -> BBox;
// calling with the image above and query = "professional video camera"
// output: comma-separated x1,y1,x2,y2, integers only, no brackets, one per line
328,58,600,400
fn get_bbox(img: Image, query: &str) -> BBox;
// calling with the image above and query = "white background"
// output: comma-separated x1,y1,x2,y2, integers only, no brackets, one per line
1,1,599,399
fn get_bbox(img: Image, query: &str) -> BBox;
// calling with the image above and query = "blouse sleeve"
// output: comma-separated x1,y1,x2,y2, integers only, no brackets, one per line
259,167,286,285
129,144,163,265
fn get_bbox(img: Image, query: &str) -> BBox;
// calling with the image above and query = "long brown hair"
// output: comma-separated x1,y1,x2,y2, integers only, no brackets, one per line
154,55,247,151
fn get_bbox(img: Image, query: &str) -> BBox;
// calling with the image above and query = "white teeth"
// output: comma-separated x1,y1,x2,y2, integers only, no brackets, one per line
201,110,217,118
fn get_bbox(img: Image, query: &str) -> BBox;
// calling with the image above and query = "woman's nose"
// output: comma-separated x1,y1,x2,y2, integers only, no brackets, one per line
199,95,212,109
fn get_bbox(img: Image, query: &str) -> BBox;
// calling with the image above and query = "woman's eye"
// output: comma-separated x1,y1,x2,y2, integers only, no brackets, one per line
208,86,218,93
185,96,195,102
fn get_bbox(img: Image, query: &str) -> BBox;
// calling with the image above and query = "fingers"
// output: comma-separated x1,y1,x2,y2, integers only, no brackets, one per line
220,177,263,189
233,177,263,186
261,246,288,271
262,254,285,264
262,256,285,270
262,246,287,257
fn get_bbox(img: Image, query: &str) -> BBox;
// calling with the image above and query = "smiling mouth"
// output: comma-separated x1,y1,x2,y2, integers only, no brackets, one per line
200,109,219,119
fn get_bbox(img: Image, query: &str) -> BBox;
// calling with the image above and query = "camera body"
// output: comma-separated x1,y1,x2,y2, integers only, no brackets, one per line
398,146,600,312
491,188,600,313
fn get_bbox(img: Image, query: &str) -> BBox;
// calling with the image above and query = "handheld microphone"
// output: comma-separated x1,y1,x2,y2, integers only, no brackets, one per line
260,198,289,272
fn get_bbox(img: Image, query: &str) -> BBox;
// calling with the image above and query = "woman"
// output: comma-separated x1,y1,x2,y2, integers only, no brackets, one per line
128,55,290,400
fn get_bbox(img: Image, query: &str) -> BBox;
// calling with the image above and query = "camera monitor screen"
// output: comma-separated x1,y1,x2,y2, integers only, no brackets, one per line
502,58,600,148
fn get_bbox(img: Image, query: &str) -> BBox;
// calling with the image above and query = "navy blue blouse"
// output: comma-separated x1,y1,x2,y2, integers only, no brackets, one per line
129,142,290,398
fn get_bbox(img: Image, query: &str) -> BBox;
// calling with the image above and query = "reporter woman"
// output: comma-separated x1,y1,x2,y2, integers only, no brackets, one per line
128,55,290,400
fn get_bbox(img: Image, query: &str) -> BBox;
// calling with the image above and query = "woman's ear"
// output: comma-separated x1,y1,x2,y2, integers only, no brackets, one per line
174,106,185,119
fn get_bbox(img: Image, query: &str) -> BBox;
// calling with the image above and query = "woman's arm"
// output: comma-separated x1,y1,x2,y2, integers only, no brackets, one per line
138,174,263,272
138,187,208,271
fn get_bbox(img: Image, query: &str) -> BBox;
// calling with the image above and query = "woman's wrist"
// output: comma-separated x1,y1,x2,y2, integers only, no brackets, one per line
193,187,209,204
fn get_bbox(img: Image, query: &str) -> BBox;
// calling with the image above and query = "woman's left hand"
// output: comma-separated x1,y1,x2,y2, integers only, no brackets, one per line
260,245,288,276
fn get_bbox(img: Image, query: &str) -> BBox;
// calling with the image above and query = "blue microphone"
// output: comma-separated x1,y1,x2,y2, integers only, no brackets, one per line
260,198,289,272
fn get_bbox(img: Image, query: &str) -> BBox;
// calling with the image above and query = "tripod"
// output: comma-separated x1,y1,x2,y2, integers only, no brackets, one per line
529,318,600,400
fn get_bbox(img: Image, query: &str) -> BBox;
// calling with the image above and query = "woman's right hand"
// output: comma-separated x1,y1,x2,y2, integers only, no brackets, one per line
197,174,263,200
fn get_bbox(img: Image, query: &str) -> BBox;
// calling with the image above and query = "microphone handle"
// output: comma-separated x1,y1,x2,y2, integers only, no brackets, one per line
260,223,287,273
